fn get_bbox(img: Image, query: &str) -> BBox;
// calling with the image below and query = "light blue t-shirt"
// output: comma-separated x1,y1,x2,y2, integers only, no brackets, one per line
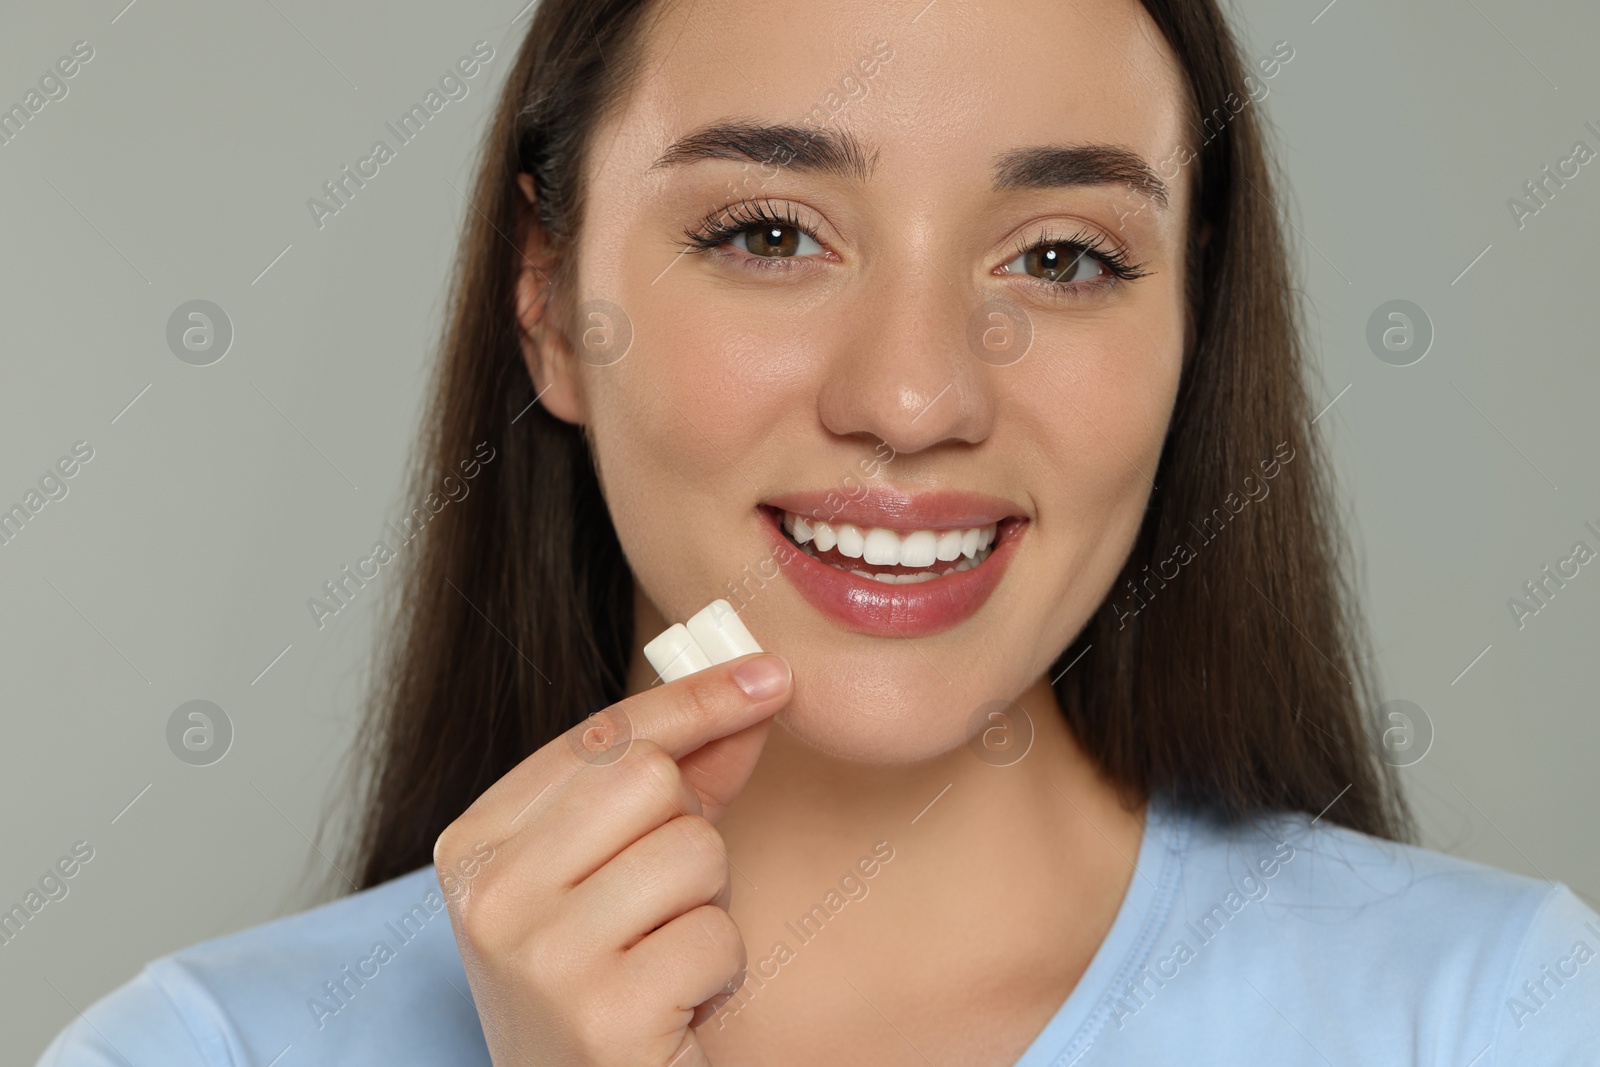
36,797,1600,1065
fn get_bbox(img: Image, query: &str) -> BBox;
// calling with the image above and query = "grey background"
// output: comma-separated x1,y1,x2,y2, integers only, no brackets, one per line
2,0,1595,1059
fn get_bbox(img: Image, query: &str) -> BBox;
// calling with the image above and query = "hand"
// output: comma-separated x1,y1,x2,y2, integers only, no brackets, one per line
434,652,793,1067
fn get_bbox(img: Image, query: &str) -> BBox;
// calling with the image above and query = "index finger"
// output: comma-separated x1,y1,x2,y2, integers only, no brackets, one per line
456,652,791,838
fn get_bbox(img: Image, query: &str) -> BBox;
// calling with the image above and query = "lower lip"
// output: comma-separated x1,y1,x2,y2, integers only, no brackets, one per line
758,507,1025,639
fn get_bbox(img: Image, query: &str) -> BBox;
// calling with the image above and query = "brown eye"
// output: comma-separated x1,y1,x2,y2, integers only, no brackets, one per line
1013,244,1104,283
735,224,821,258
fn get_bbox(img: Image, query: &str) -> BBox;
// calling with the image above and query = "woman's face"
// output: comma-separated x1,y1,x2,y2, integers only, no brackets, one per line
526,0,1191,762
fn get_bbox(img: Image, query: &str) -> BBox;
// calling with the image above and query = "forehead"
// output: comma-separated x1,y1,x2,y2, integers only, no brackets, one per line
603,0,1190,190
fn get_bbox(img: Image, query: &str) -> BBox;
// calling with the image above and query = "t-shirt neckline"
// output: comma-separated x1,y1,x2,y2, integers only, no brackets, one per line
1009,792,1192,1067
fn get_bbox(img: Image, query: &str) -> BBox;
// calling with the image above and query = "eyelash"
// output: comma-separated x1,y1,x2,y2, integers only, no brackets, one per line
680,199,1151,290
1003,225,1151,288
680,199,818,270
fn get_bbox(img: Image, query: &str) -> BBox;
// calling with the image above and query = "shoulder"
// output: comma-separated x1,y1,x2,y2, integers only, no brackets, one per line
1178,804,1566,941
1125,803,1600,1064
35,867,489,1067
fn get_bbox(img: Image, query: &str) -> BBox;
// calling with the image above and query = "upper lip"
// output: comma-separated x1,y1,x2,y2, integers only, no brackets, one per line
763,487,1026,531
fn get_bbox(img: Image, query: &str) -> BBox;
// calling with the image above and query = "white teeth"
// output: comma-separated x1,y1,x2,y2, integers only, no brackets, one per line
899,530,938,568
869,571,941,584
830,548,991,581
777,510,1002,572
862,527,899,566
835,523,865,559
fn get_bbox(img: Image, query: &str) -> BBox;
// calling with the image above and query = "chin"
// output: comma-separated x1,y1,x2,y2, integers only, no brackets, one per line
769,664,981,764
739,597,1048,765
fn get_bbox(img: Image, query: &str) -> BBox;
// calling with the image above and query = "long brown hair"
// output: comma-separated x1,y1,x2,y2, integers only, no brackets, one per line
344,0,1408,891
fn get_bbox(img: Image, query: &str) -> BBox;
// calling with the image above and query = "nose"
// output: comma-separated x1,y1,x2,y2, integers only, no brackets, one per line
816,263,999,455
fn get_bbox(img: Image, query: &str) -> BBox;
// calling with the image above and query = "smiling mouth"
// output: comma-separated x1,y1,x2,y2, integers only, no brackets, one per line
770,506,1004,584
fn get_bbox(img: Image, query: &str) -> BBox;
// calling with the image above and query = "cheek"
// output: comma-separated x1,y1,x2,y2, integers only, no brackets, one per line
1026,311,1184,503
589,321,780,468
1005,306,1184,615
578,288,818,618
583,368,717,601
586,277,826,473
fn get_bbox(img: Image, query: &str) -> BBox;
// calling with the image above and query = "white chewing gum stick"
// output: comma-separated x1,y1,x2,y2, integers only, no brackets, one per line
643,623,712,683
685,599,764,664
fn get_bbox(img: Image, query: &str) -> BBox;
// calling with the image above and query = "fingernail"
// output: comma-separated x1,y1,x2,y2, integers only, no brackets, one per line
731,655,789,701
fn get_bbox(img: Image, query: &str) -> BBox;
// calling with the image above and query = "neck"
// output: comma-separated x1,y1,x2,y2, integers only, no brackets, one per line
718,672,1145,910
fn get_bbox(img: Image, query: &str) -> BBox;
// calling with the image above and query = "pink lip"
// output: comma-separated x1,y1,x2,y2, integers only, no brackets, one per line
758,504,1027,639
763,487,1025,531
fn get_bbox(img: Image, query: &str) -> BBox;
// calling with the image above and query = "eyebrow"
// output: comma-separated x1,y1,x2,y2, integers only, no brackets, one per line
650,120,878,185
651,121,1169,208
992,144,1169,209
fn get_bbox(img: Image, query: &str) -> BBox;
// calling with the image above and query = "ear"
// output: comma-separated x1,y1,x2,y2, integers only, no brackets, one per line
515,173,586,426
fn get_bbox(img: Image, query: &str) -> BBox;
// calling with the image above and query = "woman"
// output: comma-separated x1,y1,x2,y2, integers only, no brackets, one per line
40,0,1599,1063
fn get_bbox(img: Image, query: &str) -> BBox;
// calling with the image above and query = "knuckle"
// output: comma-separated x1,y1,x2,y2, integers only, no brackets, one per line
452,875,530,960
671,815,726,868
693,904,746,968
459,870,507,922
454,894,501,957
678,675,725,731
625,740,681,795
432,822,463,873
